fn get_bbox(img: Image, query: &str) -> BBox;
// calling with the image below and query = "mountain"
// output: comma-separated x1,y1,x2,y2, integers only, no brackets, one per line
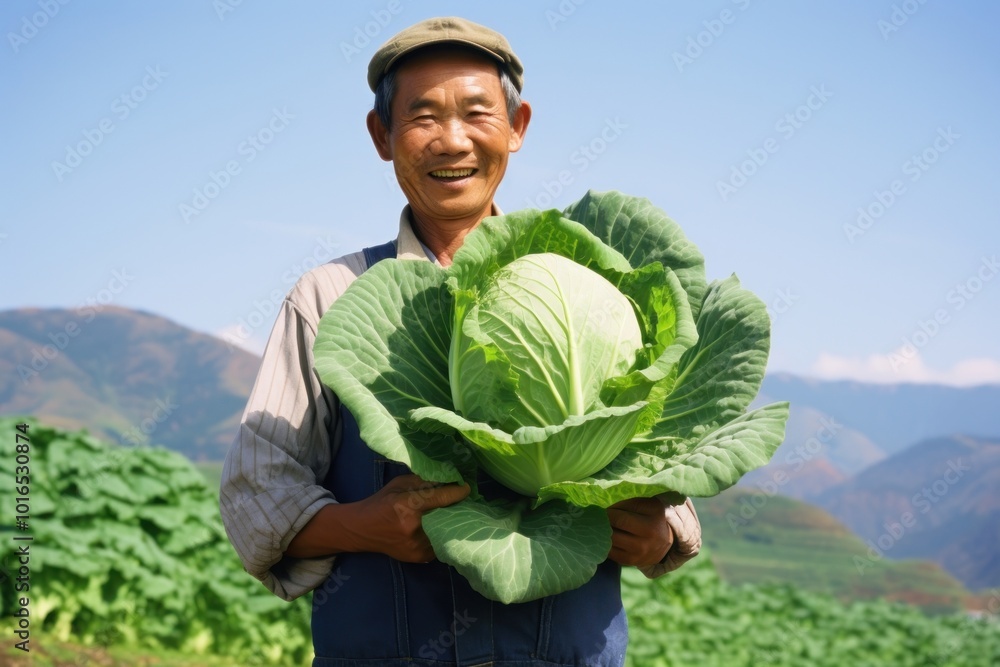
759,374,1000,457
816,435,1000,591
0,307,258,460
741,374,1000,502
694,488,971,612
740,402,886,500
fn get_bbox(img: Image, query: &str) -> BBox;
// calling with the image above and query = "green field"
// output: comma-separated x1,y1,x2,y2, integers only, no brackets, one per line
2,640,242,666
5,418,996,666
695,488,971,612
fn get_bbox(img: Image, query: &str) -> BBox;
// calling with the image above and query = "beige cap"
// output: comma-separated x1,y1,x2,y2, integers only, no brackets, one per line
367,16,524,93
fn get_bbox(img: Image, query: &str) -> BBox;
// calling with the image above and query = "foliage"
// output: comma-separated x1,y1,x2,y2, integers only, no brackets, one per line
0,416,311,665
622,550,1000,667
1,414,994,665
313,190,789,604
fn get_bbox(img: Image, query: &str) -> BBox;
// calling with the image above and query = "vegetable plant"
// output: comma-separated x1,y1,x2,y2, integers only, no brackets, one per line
313,190,790,604
0,416,312,665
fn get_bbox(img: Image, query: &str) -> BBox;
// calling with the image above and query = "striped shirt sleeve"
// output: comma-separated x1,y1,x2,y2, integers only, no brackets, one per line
219,253,366,601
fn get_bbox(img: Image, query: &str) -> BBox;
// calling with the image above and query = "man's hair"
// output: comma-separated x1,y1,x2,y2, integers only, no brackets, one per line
373,62,522,131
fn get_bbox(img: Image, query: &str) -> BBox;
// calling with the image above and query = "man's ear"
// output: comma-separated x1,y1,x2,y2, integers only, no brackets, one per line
367,109,392,162
508,100,532,153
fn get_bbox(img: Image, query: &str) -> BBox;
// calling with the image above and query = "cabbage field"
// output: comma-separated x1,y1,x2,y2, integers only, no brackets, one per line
2,416,997,666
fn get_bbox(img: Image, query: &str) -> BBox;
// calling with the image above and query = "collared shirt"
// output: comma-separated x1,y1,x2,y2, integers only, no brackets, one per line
219,204,701,601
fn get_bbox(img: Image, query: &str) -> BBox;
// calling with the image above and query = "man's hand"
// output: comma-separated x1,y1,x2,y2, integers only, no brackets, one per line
606,497,674,568
353,474,470,562
285,474,469,563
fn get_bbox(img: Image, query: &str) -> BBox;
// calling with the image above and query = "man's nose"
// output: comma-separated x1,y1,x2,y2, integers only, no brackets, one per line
432,118,473,154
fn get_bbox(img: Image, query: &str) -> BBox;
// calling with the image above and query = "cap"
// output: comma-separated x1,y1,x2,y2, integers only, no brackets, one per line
367,16,524,93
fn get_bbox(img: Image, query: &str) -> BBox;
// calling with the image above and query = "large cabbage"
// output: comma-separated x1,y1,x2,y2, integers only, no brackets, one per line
313,190,789,604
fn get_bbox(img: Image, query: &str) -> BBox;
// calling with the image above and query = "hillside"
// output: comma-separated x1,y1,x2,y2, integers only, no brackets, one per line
759,374,1000,457
740,402,885,500
694,489,971,612
817,435,1000,591
0,307,259,460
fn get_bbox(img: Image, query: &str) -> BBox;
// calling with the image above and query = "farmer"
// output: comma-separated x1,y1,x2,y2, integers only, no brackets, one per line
220,16,701,666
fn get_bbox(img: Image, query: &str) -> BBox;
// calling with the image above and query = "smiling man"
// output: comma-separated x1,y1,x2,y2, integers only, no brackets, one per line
220,16,701,667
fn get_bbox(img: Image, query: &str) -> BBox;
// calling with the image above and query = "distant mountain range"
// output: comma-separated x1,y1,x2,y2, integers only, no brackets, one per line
817,435,1000,592
2,306,998,592
745,375,1000,591
759,373,1000,457
0,307,258,460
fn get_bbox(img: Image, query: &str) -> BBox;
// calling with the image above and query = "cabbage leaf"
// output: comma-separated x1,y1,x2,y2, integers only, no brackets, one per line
313,190,789,604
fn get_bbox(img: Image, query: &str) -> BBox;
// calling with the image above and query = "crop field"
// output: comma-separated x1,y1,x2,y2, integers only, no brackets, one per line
2,417,997,666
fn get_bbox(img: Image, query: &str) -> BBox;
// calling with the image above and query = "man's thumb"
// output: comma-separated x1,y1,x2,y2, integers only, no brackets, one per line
419,483,471,511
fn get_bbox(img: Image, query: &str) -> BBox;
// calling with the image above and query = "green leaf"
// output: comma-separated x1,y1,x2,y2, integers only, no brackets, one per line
449,208,635,292
453,253,644,430
313,259,465,485
600,262,698,410
422,497,612,604
648,275,772,440
536,402,790,507
562,190,707,319
410,402,647,498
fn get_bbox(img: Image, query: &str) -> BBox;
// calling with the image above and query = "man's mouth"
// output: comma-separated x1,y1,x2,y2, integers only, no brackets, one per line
429,168,477,181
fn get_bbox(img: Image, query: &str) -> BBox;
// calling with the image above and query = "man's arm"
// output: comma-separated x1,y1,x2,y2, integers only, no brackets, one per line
219,291,342,601
285,474,469,562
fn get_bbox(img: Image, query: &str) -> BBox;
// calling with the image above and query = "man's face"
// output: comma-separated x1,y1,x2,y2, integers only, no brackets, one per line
368,48,530,228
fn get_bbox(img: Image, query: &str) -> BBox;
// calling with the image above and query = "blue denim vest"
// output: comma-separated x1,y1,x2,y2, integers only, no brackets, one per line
310,241,628,667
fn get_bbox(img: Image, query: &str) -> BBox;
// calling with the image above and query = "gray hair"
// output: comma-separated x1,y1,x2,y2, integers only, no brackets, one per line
374,64,522,130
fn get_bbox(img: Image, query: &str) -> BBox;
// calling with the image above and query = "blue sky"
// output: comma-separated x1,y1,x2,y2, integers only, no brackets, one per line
3,0,998,386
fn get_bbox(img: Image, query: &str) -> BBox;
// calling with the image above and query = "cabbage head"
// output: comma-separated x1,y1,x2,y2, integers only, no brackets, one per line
313,190,789,604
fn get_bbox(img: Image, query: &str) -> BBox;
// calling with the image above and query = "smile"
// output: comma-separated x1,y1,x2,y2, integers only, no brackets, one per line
429,168,476,178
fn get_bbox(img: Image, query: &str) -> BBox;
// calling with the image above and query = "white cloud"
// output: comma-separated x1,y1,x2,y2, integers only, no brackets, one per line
809,348,1000,387
213,324,267,356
